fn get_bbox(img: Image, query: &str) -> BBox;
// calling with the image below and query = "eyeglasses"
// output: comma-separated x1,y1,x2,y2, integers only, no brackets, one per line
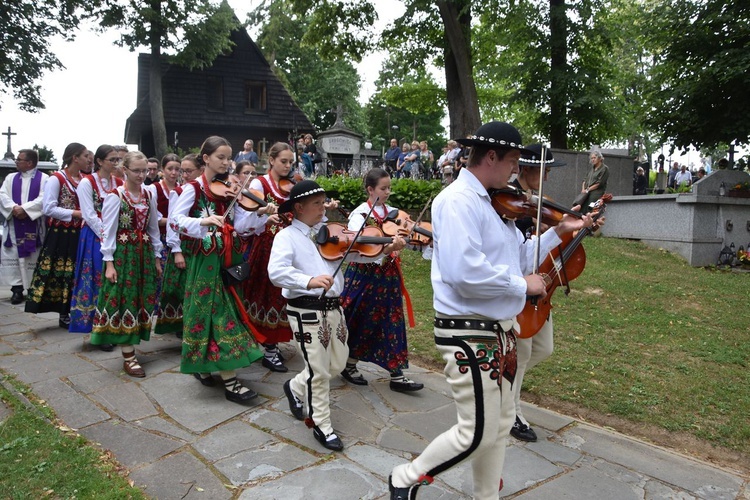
105,157,120,163
15,158,29,163
126,168,148,175
180,169,196,175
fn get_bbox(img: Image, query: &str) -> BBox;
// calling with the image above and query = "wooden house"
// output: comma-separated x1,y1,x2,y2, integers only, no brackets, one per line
124,24,313,158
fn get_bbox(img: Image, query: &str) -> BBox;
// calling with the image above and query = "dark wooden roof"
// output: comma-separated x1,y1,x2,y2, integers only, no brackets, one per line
124,24,314,148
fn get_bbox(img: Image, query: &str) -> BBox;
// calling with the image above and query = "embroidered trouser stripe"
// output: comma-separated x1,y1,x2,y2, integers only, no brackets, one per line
391,329,516,500
286,305,348,436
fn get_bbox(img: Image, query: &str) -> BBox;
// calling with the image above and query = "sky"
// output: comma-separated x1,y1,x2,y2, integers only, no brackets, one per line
0,0,404,163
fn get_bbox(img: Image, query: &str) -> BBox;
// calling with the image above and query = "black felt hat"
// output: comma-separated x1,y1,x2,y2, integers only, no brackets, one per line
518,144,567,168
278,180,326,213
456,121,532,154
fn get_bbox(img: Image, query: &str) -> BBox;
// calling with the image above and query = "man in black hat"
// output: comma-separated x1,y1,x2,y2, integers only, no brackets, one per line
509,144,566,443
389,124,593,500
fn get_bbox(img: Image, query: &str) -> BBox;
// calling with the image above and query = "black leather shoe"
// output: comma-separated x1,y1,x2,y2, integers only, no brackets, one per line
58,314,71,329
224,380,257,403
262,354,288,373
10,291,24,305
283,380,304,420
313,426,343,451
510,417,538,442
99,343,115,352
389,474,418,500
341,369,368,386
193,373,216,387
390,377,424,392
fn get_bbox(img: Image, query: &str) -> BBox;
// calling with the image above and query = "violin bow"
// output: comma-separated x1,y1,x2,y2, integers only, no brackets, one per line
319,196,380,300
221,171,256,222
531,146,547,309
404,195,433,243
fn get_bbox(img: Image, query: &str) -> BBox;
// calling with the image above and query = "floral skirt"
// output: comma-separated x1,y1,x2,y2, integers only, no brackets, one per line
244,231,291,344
340,258,409,372
25,225,80,315
90,239,157,345
69,226,102,333
181,249,263,374
154,249,189,335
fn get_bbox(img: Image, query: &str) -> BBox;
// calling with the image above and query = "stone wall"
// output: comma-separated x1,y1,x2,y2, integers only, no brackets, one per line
599,170,750,266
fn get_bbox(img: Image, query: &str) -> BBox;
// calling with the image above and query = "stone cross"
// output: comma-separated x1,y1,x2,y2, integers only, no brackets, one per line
3,126,17,160
333,103,345,127
258,137,269,155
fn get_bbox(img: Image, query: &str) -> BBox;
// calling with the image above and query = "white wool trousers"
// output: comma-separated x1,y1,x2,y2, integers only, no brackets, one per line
286,305,349,436
391,325,517,500
514,316,554,424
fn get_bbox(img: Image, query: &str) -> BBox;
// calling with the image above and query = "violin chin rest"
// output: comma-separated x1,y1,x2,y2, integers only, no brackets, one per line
316,226,330,245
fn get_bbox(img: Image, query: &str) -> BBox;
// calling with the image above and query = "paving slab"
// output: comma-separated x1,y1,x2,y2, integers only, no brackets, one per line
0,342,17,355
371,381,453,413
36,336,88,354
332,390,386,427
134,416,196,443
0,313,27,327
3,331,45,348
238,459,386,499
345,443,411,477
91,382,158,422
559,424,744,498
391,402,457,442
80,420,182,468
129,451,232,500
244,407,298,433
193,420,276,462
0,352,99,384
139,371,265,433
522,402,576,432
214,441,319,485
515,463,642,499
67,368,126,394
499,445,566,496
0,323,34,335
31,378,110,429
378,427,430,455
524,435,584,466
331,406,381,443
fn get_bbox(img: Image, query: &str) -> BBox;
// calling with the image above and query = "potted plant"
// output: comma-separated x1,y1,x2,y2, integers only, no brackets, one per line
728,181,750,198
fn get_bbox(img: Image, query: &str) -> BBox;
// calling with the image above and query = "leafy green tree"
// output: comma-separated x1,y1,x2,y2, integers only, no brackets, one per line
645,0,750,149
91,0,238,158
1,0,94,111
249,1,367,135
33,144,57,163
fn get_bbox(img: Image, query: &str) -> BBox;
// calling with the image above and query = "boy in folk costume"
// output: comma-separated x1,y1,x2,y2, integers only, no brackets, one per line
267,180,349,451
0,149,48,304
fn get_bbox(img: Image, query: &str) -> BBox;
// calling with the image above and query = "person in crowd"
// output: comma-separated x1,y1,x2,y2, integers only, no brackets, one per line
268,180,348,451
340,167,423,392
388,122,593,500
234,139,259,166
144,157,160,185
155,154,203,337
401,141,420,179
25,142,88,328
69,145,123,344
634,166,648,195
0,149,48,305
508,144,567,443
578,151,609,214
384,138,401,175
674,164,692,188
395,143,409,179
170,136,270,403
418,141,434,179
695,167,707,182
244,143,296,373
90,151,162,377
667,162,680,189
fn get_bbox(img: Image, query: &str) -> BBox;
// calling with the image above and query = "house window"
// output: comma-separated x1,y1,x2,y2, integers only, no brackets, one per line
207,76,223,111
245,81,267,112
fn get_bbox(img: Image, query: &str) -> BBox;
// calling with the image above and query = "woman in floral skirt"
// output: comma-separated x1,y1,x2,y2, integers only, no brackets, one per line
90,151,162,377
340,167,423,392
170,137,272,404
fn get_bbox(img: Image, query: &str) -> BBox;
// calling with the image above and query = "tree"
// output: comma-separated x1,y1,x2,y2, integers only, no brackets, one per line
91,0,238,158
250,1,367,135
33,144,57,163
0,1,93,111
645,0,750,149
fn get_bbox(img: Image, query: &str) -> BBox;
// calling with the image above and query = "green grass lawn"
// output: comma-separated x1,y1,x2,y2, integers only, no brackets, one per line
400,238,750,459
0,381,146,499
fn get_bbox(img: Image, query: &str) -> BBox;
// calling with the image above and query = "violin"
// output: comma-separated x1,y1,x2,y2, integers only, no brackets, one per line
209,174,267,212
382,209,433,247
315,223,393,261
516,194,612,338
490,186,581,226
278,172,304,195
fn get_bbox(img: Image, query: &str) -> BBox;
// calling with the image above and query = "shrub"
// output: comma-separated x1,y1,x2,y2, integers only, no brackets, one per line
316,175,442,211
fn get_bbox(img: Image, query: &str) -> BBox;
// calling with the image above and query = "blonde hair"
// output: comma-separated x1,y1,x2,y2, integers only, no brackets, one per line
122,151,147,170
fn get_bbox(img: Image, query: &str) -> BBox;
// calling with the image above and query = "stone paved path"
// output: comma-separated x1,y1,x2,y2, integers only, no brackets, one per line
0,296,747,499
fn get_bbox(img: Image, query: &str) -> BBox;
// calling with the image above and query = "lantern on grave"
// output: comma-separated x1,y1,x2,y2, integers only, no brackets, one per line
717,245,734,266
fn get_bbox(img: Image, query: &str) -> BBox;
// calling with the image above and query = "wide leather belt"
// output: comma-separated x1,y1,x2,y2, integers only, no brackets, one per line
287,296,341,311
434,317,505,333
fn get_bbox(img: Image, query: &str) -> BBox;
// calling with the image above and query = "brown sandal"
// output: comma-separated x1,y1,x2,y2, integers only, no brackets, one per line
123,356,146,378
